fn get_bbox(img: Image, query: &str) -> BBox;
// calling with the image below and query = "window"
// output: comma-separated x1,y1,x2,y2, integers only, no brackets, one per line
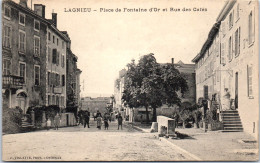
19,62,26,82
52,49,57,64
3,59,11,75
235,27,240,57
48,32,51,41
34,65,40,86
48,95,51,105
221,20,226,37
34,20,40,31
53,36,55,44
34,36,40,56
229,11,233,29
56,96,59,106
52,95,55,105
48,47,51,62
19,30,26,53
3,26,11,48
228,36,233,61
248,10,255,45
247,64,253,97
62,41,64,49
19,13,25,26
62,75,65,86
236,4,240,21
61,55,65,67
57,38,59,46
56,74,60,86
57,52,60,66
48,72,51,85
4,5,11,20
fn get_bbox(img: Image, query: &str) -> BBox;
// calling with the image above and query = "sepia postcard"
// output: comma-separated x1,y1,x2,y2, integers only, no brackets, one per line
1,0,259,161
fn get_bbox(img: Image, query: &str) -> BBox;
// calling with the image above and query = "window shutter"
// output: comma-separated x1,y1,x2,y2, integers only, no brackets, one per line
57,52,59,66
52,49,56,64
238,27,241,54
232,34,234,60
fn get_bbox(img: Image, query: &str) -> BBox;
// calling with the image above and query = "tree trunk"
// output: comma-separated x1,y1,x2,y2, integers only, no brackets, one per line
145,106,150,124
152,107,157,122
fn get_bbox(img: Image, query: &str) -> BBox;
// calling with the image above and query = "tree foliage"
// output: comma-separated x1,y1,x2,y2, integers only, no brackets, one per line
122,53,188,122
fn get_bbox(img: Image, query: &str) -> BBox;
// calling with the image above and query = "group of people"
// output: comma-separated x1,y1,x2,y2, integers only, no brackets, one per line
78,109,123,130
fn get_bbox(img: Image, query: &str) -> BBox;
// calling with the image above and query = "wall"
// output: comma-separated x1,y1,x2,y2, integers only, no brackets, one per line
220,1,259,137
2,1,47,112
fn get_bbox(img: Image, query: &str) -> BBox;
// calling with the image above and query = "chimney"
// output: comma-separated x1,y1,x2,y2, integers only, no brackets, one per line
52,13,57,27
34,4,45,18
19,0,28,8
171,58,174,64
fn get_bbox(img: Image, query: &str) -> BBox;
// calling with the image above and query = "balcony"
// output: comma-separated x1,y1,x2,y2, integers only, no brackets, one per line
53,86,63,94
2,75,24,89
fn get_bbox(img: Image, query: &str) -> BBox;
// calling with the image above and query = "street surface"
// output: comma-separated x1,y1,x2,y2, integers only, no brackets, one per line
3,119,193,161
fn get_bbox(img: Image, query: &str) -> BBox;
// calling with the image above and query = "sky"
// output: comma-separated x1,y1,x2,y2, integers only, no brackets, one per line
15,0,226,97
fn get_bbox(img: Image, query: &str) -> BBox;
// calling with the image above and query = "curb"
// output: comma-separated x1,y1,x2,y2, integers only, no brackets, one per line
159,137,202,161
124,123,150,133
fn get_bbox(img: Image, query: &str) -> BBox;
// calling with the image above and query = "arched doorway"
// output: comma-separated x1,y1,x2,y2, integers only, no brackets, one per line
16,92,27,114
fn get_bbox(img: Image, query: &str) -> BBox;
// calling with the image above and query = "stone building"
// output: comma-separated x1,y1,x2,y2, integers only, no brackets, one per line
172,59,196,105
46,12,70,109
192,0,258,137
2,0,48,114
114,69,126,111
2,0,75,113
65,45,81,108
81,97,111,115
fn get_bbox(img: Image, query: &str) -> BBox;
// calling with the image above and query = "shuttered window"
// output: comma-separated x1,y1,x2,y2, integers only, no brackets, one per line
247,65,253,97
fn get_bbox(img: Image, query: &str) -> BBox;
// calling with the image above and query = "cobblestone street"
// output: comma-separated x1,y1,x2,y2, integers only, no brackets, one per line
2,119,193,161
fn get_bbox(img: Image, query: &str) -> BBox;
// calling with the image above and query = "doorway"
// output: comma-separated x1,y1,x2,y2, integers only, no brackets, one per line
235,72,238,109
16,92,27,114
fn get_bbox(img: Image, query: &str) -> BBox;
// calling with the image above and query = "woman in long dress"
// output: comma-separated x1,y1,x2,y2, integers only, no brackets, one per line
96,111,102,129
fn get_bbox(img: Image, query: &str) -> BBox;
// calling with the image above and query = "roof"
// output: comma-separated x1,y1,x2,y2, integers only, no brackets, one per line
191,22,220,63
4,0,70,42
191,0,236,63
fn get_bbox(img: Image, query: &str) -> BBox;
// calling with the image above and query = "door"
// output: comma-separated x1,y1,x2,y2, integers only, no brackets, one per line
235,72,238,109
17,92,27,114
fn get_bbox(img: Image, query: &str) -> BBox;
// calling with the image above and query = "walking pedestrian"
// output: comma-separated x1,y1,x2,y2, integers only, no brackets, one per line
117,113,123,130
83,110,90,128
96,110,102,129
104,113,109,130
54,113,60,130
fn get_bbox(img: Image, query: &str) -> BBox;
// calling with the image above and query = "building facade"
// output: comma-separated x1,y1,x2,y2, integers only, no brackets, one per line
2,0,48,114
46,13,69,109
2,0,80,114
192,0,259,137
173,59,196,105
66,46,81,108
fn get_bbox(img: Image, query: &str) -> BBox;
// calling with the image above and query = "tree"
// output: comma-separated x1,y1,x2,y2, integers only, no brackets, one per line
122,53,188,122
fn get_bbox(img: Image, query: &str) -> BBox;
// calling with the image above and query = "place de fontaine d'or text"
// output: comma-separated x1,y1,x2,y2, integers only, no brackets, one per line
64,7,207,13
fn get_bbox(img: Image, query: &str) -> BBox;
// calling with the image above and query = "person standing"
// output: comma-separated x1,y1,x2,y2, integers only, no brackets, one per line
104,113,109,130
54,113,60,130
118,113,123,130
96,110,102,129
83,111,90,128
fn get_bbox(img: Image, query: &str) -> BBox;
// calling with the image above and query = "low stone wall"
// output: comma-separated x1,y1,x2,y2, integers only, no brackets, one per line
157,116,175,135
60,113,77,127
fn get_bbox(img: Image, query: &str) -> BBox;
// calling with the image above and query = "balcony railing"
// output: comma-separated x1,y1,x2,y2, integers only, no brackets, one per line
2,75,24,89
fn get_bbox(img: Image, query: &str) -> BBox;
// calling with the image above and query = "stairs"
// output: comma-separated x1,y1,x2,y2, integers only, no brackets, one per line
221,110,243,132
21,117,34,128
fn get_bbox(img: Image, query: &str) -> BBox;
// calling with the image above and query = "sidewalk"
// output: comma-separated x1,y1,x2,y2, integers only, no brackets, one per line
130,122,259,161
